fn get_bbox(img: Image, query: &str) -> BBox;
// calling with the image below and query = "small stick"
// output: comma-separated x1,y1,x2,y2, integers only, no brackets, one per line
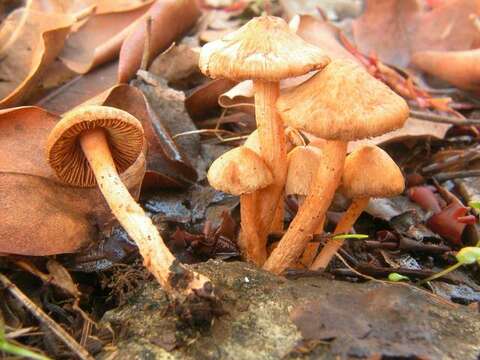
434,169,480,182
422,146,480,173
410,109,480,126
0,273,94,360
140,16,152,71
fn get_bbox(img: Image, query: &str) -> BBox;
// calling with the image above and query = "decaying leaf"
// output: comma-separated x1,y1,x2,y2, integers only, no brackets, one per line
59,1,153,74
36,61,118,114
30,0,154,15
353,0,480,67
0,8,75,107
412,49,480,92
0,106,146,255
118,0,201,83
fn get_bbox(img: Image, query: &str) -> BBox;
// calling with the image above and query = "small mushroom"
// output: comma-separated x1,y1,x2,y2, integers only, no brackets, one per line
310,145,405,270
264,60,408,274
208,146,273,265
200,15,330,264
47,105,214,299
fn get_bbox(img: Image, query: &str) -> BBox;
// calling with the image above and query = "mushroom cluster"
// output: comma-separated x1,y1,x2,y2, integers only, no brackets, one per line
201,15,410,274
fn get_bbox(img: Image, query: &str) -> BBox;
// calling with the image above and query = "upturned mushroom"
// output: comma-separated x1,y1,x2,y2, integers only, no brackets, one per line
47,105,214,300
200,15,330,264
310,145,405,270
207,146,273,265
265,59,408,274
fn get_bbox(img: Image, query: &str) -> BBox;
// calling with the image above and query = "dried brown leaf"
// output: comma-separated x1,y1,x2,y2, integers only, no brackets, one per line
117,0,201,83
0,8,75,107
353,0,480,67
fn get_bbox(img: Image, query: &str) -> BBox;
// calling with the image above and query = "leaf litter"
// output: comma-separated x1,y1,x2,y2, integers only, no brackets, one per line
1,0,480,358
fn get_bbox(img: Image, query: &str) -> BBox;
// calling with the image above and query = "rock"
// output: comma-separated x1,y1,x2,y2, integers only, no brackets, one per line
99,261,480,359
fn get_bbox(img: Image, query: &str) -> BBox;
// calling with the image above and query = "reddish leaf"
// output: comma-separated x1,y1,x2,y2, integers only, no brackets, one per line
427,202,468,245
117,0,201,83
353,0,480,67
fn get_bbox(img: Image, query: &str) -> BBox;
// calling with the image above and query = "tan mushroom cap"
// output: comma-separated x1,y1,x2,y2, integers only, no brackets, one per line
342,145,405,199
285,145,323,196
207,146,273,196
199,15,330,82
276,59,409,141
47,105,144,188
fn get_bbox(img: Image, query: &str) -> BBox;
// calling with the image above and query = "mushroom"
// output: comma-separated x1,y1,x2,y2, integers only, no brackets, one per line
200,15,330,264
207,146,273,265
264,59,408,274
47,105,214,299
310,145,405,270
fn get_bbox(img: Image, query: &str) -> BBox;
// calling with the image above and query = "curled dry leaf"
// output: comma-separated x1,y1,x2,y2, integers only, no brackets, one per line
0,107,146,255
59,1,154,74
412,49,480,92
0,8,75,108
118,0,201,83
30,0,154,15
353,0,480,67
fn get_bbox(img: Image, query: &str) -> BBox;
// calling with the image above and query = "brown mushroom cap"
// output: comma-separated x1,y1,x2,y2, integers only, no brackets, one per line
207,146,273,196
276,59,409,141
199,15,330,82
47,105,144,187
244,128,299,154
342,145,405,199
285,145,323,196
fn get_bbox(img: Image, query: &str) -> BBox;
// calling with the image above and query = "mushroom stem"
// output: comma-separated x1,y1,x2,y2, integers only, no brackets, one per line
253,80,288,265
80,128,213,298
310,196,370,270
300,216,325,267
239,193,262,266
263,141,346,274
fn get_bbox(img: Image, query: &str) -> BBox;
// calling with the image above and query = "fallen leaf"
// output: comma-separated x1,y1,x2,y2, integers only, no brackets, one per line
118,0,201,83
185,78,237,121
279,0,363,20
31,0,154,15
412,49,480,92
0,106,146,255
353,0,480,67
36,61,118,114
0,8,75,107
349,117,451,151
59,2,153,74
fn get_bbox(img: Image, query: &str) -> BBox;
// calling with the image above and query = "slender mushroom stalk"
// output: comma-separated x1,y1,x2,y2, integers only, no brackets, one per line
47,106,214,300
268,60,409,273
310,145,405,271
207,146,274,266
263,140,347,274
200,15,330,265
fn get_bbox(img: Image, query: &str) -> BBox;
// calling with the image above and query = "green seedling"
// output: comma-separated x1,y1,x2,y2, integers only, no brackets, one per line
468,201,480,210
419,246,480,284
0,320,51,360
388,273,410,282
332,234,369,240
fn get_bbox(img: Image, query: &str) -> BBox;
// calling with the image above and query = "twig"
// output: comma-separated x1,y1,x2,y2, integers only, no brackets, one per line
410,109,480,126
172,129,236,139
0,273,94,360
434,170,480,182
422,145,480,173
140,16,152,71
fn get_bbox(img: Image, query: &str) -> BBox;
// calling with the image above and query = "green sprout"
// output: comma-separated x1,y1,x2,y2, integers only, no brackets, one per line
332,234,369,240
468,201,480,210
0,319,51,360
388,273,410,282
419,246,480,285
